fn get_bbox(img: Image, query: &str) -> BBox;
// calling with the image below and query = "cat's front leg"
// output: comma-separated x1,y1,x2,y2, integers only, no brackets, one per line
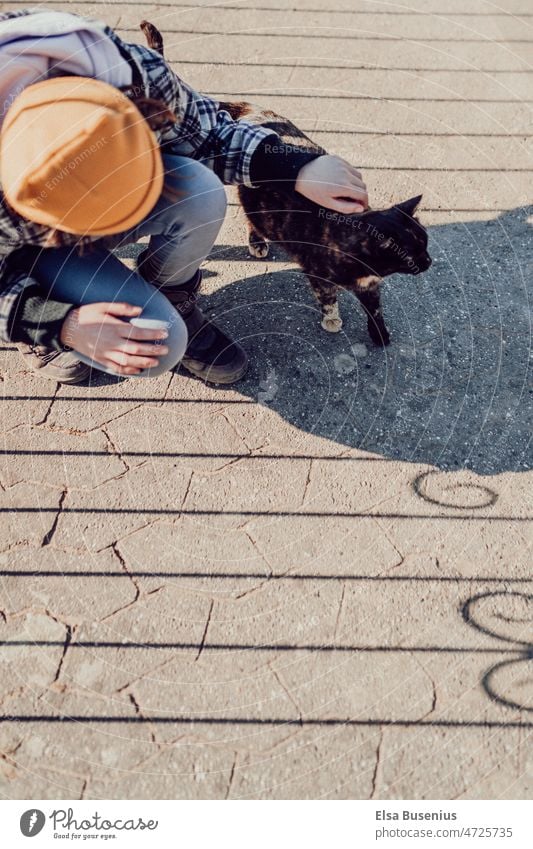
306,276,342,332
321,301,343,333
355,287,390,346
247,225,270,258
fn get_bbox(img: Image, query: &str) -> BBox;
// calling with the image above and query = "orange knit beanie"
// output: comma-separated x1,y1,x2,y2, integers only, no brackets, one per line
1,76,163,236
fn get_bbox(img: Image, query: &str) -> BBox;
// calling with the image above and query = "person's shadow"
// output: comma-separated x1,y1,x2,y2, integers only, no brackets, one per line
197,205,532,476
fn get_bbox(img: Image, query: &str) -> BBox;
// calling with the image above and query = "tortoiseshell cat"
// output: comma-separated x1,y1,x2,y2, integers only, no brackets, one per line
141,21,431,345
222,103,432,344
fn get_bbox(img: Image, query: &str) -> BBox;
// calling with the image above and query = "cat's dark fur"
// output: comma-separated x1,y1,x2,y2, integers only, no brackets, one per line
142,23,432,345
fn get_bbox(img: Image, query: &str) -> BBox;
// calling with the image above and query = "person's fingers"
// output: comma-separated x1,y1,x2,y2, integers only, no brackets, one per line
107,350,161,369
116,341,169,357
119,325,169,341
351,191,369,208
99,302,143,318
332,187,368,206
100,359,143,376
344,184,369,206
327,198,366,214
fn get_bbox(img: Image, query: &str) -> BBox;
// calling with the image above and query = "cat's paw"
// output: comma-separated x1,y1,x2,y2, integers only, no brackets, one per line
321,315,343,333
248,239,269,259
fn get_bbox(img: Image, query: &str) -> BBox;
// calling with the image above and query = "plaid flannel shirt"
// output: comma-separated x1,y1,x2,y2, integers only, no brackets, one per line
0,8,273,343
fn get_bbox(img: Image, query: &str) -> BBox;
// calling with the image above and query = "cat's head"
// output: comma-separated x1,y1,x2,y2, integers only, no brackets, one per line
342,195,431,286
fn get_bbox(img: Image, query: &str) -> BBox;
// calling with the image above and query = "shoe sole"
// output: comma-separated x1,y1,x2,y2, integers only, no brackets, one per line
180,356,249,385
32,365,91,385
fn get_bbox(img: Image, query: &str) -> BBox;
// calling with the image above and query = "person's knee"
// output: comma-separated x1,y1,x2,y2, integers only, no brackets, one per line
135,298,188,378
203,169,227,223
169,161,227,231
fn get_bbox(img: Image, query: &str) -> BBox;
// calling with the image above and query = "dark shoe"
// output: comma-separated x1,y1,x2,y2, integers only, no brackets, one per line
136,251,248,384
16,343,90,384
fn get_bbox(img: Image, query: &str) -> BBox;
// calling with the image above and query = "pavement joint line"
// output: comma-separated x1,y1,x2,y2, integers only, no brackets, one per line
19,3,533,15
310,131,533,136
205,92,533,102
156,61,533,73
194,599,215,661
337,167,533,172
115,31,533,44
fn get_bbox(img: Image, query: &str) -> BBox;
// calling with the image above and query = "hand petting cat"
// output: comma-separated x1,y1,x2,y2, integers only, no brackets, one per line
295,155,369,214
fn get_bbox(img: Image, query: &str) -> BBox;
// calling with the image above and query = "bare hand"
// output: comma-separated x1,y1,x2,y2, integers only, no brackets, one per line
295,154,368,213
60,302,169,375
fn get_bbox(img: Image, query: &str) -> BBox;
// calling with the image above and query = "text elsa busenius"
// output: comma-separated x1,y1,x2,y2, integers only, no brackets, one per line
376,810,457,821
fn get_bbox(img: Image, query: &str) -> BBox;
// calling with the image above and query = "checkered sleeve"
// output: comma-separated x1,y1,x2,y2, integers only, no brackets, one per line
0,203,59,343
120,40,275,186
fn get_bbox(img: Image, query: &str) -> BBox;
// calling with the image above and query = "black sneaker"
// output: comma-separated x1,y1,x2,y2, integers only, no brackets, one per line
180,302,249,385
136,253,248,384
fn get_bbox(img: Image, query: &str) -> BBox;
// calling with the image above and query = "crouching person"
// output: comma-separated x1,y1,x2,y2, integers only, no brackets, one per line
0,9,257,384
0,74,246,383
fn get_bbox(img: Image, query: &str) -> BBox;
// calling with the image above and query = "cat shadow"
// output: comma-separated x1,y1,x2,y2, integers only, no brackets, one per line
202,205,532,475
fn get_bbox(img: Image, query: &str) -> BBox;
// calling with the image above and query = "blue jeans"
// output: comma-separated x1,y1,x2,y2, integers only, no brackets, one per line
30,154,227,377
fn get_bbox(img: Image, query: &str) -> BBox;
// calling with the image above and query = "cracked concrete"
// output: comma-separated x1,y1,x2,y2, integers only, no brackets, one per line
0,0,532,800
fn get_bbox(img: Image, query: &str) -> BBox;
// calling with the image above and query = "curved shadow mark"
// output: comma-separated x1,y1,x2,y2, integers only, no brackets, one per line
462,591,533,712
413,470,499,510
482,656,533,713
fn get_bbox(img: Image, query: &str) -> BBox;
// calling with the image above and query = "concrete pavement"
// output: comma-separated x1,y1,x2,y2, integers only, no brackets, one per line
0,0,531,799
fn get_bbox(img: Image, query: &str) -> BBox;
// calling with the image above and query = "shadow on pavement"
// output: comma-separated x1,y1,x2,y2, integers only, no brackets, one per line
202,205,532,475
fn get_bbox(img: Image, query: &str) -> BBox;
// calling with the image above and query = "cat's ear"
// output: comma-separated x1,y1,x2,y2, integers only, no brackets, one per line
395,195,422,217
